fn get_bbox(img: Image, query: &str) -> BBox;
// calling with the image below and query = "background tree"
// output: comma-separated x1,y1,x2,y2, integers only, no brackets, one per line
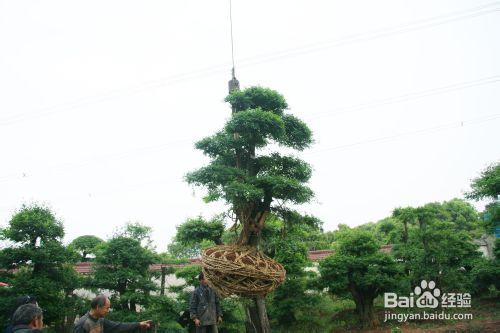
186,86,314,332
0,204,83,330
116,222,154,249
168,216,225,258
91,235,157,316
264,216,332,332
318,229,401,328
466,162,499,234
68,235,104,262
392,201,483,292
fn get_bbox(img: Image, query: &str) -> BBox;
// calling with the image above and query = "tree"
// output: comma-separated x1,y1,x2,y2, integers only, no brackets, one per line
318,230,401,328
68,235,104,262
265,218,331,332
466,162,500,234
0,204,83,330
466,162,500,201
168,216,225,258
116,222,154,249
186,86,313,332
392,207,417,244
392,201,483,292
91,236,157,314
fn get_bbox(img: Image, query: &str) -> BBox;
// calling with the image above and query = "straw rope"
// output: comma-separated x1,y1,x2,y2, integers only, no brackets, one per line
201,245,286,297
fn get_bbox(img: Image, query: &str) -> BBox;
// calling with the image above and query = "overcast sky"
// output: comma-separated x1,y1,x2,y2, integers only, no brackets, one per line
0,0,499,252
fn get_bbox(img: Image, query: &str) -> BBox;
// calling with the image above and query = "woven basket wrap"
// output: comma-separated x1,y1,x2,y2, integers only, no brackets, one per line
201,245,286,297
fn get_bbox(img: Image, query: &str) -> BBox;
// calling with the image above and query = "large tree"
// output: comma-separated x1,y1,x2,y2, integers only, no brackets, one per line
318,230,401,328
91,236,157,315
186,86,314,332
392,201,483,292
0,204,83,331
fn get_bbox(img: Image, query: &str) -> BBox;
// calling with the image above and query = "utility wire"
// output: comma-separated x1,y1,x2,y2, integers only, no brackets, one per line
0,113,497,210
0,74,498,183
229,0,236,72
0,111,498,185
0,2,498,126
304,75,500,120
305,113,500,155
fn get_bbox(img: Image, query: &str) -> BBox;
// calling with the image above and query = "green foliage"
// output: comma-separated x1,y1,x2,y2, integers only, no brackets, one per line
168,216,224,258
0,204,84,328
376,217,404,244
319,229,401,327
2,204,64,245
186,86,314,246
466,163,500,234
392,201,483,293
174,216,224,246
115,222,154,249
470,257,500,295
91,236,157,311
174,265,202,287
68,235,104,262
466,162,500,200
247,215,329,332
224,86,288,115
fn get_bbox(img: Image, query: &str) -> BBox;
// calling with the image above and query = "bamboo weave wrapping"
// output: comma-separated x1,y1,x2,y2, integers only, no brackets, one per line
201,245,286,297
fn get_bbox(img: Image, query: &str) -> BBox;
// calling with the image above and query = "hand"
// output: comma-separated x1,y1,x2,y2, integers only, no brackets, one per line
139,321,152,329
194,319,201,327
217,316,223,324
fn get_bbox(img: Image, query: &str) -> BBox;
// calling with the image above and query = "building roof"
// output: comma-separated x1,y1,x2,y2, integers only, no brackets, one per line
307,245,393,262
73,246,393,274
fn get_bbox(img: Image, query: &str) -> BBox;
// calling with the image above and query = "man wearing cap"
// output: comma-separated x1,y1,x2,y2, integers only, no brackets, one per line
189,273,222,333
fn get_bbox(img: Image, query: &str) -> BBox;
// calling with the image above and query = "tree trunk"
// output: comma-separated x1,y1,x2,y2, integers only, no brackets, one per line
402,220,408,244
160,267,166,296
245,296,271,333
353,294,378,328
236,213,272,333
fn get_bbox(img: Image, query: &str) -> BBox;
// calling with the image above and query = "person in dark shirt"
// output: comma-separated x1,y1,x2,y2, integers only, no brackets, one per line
10,304,43,333
189,273,222,333
74,295,151,333
4,296,38,333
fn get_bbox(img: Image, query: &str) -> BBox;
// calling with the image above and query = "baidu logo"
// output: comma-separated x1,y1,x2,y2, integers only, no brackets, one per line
384,280,471,309
414,280,440,308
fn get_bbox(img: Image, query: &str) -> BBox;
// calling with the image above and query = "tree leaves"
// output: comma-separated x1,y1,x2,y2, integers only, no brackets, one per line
465,162,500,200
225,86,288,115
187,86,314,221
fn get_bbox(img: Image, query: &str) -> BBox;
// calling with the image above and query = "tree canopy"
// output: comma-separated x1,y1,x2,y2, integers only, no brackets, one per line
186,86,314,246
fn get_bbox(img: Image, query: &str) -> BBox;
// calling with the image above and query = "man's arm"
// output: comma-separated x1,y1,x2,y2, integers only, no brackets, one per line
102,319,140,333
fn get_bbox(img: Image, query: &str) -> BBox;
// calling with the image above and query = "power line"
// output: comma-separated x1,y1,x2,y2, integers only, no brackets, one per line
238,6,500,67
0,113,497,209
229,0,236,72
0,74,498,183
304,75,500,120
305,113,500,155
1,111,498,186
0,2,498,126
